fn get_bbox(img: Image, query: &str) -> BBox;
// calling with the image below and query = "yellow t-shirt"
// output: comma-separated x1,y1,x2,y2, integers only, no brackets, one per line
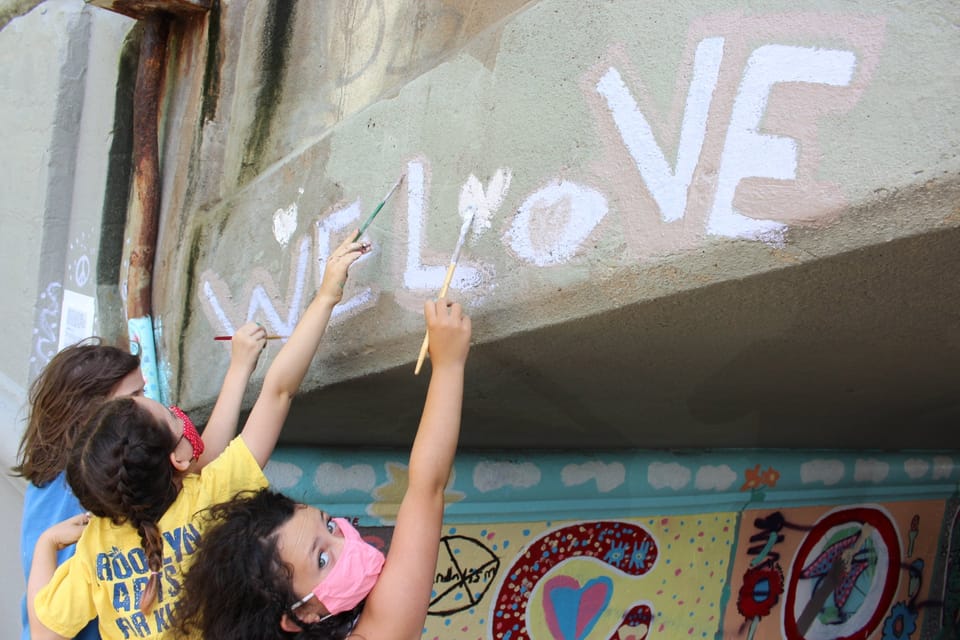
34,437,267,639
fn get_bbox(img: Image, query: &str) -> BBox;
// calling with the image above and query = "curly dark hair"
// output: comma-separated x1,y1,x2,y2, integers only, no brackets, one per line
175,488,362,640
67,396,179,613
13,339,139,485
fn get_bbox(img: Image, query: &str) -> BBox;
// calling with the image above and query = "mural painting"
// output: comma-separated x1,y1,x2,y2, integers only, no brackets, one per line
418,516,731,640
265,450,956,639
405,501,955,640
725,502,946,640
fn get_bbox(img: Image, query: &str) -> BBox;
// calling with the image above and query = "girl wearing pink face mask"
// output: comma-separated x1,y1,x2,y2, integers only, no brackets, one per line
174,297,472,640
27,233,371,640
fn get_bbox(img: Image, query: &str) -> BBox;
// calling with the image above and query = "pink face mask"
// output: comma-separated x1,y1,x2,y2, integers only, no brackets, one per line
291,517,385,618
169,406,204,461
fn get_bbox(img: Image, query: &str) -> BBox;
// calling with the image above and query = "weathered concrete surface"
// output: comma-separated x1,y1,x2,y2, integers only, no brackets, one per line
0,0,134,626
141,0,960,449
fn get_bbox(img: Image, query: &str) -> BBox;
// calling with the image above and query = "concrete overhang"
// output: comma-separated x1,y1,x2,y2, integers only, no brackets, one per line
168,176,960,452
143,2,958,452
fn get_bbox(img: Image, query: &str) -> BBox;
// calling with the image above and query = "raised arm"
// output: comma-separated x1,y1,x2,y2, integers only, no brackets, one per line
355,298,471,640
194,322,267,469
241,234,370,467
27,514,89,640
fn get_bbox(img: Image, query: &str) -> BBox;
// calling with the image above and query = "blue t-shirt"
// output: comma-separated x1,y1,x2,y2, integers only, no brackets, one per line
21,472,99,640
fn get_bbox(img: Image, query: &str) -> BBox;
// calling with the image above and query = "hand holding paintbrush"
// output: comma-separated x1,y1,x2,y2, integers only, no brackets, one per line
213,174,403,343
414,207,477,375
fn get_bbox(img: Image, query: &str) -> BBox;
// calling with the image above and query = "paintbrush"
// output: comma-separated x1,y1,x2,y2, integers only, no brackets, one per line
414,207,476,375
353,174,405,242
213,335,286,341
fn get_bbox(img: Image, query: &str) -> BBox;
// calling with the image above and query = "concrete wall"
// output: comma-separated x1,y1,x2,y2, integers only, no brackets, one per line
0,0,134,631
152,0,958,414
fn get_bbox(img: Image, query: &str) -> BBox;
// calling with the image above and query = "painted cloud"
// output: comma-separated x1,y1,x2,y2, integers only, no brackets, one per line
854,458,889,483
561,461,626,493
800,459,844,486
314,463,376,495
695,464,738,491
648,462,691,491
473,461,541,492
264,460,303,489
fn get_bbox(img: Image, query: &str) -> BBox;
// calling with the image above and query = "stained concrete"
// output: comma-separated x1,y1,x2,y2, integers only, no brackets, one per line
274,180,960,451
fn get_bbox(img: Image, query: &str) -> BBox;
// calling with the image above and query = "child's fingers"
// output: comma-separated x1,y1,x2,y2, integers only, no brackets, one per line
332,232,371,258
235,322,266,340
324,241,371,275
423,298,438,324
426,298,456,323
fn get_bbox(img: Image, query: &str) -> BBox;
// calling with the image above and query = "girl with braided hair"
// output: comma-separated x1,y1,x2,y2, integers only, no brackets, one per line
17,324,263,640
173,297,471,640
14,340,142,640
27,233,370,640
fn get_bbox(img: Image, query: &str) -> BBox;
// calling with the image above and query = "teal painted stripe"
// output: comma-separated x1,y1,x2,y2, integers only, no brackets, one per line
267,447,959,525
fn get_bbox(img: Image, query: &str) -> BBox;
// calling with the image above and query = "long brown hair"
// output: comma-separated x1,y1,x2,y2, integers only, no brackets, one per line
68,396,179,613
13,339,140,486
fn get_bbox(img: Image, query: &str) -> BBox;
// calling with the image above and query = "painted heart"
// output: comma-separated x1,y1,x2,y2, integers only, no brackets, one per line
542,575,613,640
272,202,298,247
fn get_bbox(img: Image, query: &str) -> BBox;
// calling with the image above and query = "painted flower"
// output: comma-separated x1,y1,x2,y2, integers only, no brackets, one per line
760,466,780,488
737,563,784,619
881,601,917,640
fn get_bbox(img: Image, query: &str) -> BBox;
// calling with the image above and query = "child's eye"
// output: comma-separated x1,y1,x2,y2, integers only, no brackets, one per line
318,551,330,569
326,519,337,534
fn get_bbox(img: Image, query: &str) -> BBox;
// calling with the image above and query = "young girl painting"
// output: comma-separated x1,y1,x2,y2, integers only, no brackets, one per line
15,321,266,640
27,233,370,640
173,297,471,640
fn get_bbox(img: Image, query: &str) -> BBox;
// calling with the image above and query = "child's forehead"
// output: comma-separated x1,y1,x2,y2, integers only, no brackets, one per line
281,506,324,544
133,395,176,426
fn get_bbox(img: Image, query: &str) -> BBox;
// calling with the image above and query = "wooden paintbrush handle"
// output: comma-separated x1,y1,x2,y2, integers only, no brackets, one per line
414,262,457,375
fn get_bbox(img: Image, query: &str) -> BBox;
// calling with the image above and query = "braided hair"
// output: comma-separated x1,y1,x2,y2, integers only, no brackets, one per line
175,488,362,640
67,396,179,613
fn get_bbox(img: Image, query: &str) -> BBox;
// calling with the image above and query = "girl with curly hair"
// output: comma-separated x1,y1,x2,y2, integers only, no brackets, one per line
174,297,472,640
27,233,370,640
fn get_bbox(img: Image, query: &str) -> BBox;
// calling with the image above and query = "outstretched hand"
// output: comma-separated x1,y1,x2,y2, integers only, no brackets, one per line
424,298,471,370
231,322,268,372
319,232,371,303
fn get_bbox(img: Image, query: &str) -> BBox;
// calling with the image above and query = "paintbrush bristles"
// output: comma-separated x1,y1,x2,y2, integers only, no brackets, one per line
413,207,477,375
449,207,476,265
